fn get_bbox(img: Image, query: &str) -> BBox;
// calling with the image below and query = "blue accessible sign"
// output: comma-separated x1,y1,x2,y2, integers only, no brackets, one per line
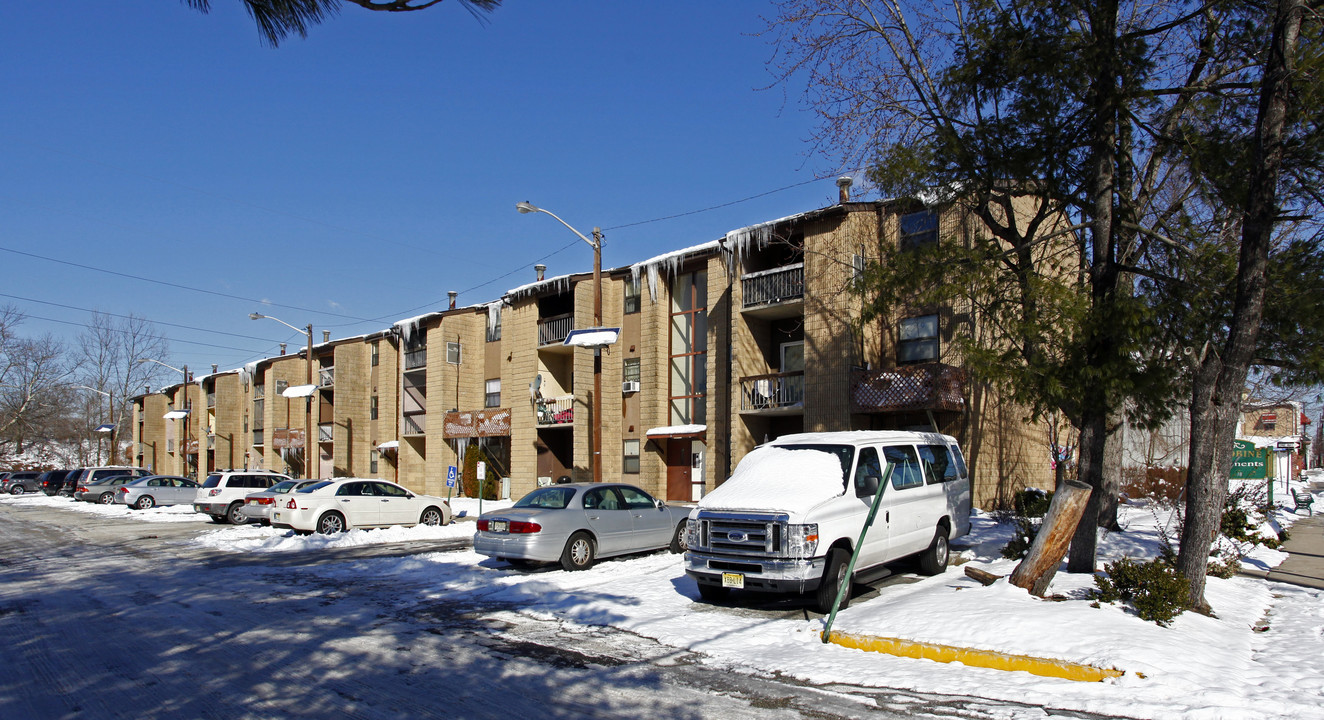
446,465,458,488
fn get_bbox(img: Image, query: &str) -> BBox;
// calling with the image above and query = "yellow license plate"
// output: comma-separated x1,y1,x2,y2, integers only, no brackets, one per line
721,572,744,589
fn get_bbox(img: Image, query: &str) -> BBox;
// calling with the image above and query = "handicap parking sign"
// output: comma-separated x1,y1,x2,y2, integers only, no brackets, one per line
446,465,458,488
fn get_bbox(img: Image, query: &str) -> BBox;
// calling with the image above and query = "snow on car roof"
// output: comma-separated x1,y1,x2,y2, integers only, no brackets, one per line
698,445,845,512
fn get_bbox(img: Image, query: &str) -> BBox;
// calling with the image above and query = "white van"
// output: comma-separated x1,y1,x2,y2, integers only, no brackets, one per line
684,430,971,613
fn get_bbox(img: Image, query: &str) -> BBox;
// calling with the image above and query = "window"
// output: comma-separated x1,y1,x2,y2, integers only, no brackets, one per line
619,485,654,508
669,270,708,425
485,379,501,408
275,379,288,394
853,447,883,497
371,341,379,367
623,439,640,474
623,357,641,384
919,445,959,484
900,210,938,250
1259,413,1277,430
446,341,462,365
487,308,502,342
370,449,379,474
899,315,939,364
624,278,642,314
885,445,925,490
369,396,378,420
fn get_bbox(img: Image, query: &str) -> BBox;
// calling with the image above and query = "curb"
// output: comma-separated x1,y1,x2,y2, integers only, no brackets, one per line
822,630,1127,683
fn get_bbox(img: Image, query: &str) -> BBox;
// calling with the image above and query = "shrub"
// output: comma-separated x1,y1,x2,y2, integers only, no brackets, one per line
1001,517,1039,560
1091,557,1189,627
1013,488,1054,518
460,446,502,500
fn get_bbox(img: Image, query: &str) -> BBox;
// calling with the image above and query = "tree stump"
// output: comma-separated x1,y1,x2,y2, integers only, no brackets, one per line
1009,478,1093,596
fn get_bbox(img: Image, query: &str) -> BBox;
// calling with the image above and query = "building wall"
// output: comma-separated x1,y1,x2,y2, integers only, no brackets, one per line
210,373,244,472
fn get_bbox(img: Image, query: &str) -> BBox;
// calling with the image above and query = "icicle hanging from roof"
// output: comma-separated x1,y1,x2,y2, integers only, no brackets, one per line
485,301,503,336
628,239,722,303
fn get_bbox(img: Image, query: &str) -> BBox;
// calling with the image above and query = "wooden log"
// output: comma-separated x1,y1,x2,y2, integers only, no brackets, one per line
964,566,1002,586
1009,478,1093,597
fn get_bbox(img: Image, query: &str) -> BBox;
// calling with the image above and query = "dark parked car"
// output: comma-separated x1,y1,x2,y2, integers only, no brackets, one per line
41,469,80,496
60,467,150,497
5,471,45,495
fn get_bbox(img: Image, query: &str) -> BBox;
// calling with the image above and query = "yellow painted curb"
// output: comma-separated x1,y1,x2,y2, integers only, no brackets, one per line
823,631,1127,683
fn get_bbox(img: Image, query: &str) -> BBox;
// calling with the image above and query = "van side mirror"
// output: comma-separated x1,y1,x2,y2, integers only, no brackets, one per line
856,473,880,497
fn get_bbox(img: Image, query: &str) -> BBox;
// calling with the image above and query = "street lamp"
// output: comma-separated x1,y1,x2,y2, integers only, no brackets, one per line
251,312,315,479
75,384,116,466
517,201,607,484
138,358,190,476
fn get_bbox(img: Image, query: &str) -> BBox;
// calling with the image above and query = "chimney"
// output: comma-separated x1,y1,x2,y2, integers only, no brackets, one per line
448,291,458,310
211,364,218,374
279,343,287,355
322,330,330,343
837,176,853,204
535,264,546,281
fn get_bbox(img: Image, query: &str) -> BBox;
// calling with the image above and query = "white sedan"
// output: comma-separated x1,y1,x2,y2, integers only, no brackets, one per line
271,478,452,534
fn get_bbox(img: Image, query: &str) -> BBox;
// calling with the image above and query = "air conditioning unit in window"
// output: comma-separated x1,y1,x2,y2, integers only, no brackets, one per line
621,381,641,394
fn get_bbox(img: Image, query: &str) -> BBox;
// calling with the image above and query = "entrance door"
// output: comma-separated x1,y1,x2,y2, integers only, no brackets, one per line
666,439,691,501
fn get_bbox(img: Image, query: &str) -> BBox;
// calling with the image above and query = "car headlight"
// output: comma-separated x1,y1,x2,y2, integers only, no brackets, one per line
686,518,700,550
786,523,819,558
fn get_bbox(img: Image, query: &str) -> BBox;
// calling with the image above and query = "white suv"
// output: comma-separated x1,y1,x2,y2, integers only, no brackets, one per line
193,470,293,524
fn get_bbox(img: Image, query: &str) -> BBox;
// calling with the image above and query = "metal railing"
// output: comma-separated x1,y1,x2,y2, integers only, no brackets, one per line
318,367,335,387
405,348,427,370
319,423,334,443
538,313,574,346
850,363,966,413
739,371,805,411
403,413,425,435
534,395,575,426
742,263,804,309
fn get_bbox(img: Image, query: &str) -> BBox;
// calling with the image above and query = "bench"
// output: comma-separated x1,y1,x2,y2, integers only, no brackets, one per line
1292,489,1314,515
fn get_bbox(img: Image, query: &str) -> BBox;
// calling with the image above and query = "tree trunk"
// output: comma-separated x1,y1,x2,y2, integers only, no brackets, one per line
1099,410,1124,530
1068,413,1107,572
1176,0,1303,613
1011,478,1094,596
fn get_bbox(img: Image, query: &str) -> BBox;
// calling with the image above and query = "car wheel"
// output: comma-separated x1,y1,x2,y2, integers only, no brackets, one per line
814,547,852,614
918,524,950,576
419,507,445,526
98,492,115,505
559,531,596,571
317,511,347,534
209,515,226,523
10,486,24,495
226,503,249,525
134,496,156,510
669,521,689,554
697,583,729,603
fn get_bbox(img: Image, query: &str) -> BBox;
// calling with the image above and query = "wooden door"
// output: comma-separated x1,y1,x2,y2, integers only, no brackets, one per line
666,439,691,501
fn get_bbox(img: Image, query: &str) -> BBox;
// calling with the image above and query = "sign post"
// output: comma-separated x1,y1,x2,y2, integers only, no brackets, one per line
477,461,486,516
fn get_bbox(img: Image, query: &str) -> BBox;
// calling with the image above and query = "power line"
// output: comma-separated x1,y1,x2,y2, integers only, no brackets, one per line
0,292,285,344
19,313,266,354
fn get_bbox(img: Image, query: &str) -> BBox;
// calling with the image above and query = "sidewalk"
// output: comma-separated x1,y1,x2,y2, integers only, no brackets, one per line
1260,476,1324,590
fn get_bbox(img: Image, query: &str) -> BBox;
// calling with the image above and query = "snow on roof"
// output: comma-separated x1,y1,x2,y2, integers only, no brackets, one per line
375,440,399,451
646,424,707,437
698,445,845,512
564,328,620,348
769,430,954,446
163,410,189,419
281,384,318,398
504,272,577,302
628,239,724,303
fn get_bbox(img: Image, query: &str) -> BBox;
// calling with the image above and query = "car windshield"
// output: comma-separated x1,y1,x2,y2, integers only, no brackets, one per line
297,481,333,493
776,444,857,490
513,487,575,510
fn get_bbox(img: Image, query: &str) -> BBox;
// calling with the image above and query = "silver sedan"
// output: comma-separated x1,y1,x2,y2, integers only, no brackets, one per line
116,475,201,510
474,483,692,571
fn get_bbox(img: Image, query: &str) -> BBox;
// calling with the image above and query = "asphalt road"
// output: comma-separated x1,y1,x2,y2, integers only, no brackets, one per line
0,500,1110,719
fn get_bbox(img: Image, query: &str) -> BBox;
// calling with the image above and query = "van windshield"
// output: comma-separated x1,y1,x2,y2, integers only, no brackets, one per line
777,444,856,489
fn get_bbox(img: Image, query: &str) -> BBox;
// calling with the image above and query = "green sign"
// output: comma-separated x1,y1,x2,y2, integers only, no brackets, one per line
1230,439,1267,480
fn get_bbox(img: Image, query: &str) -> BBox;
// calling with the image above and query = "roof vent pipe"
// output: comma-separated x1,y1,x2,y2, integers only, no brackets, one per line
323,330,330,343
212,364,218,374
837,176,853,204
279,343,287,355
535,264,546,282
448,291,458,310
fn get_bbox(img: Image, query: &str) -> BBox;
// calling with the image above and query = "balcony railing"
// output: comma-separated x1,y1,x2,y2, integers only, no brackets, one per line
534,395,575,426
405,348,427,370
850,363,966,413
403,413,425,436
318,367,335,387
742,263,804,309
207,394,216,409
739,371,805,412
538,313,574,346
319,422,334,443
252,429,264,446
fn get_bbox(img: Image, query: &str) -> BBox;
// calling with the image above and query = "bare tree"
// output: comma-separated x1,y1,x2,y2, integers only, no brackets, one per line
77,312,172,465
1,335,76,454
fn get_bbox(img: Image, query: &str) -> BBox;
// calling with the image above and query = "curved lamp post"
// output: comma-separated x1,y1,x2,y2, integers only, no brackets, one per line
250,312,314,479
517,201,605,484
75,384,116,465
138,358,190,476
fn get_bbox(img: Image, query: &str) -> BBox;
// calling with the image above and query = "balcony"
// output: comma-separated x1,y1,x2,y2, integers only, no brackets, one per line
252,429,264,446
850,363,966,414
405,348,427,370
538,313,574,347
207,394,216,409
742,263,804,317
739,371,805,413
535,395,575,427
403,413,426,436
318,367,335,388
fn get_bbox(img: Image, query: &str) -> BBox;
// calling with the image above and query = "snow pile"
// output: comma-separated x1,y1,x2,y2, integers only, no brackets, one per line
698,446,844,512
0,494,204,523
194,520,476,553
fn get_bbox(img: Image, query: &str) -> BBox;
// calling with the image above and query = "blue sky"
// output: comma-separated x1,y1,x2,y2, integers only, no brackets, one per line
0,1,859,375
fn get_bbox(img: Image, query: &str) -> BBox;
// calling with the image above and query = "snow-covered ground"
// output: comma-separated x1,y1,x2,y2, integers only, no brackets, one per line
4,487,1321,719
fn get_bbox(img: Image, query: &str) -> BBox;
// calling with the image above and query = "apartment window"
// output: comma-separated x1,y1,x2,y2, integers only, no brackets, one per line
486,309,502,342
624,278,642,315
900,210,938,251
623,357,641,384
253,382,264,399
669,270,708,425
275,379,288,394
1260,413,1277,430
899,314,939,364
485,379,501,408
370,449,379,474
370,395,378,421
371,341,379,367
623,439,640,474
446,341,462,365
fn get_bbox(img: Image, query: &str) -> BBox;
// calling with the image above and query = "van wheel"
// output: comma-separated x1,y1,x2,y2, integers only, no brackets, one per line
814,547,852,614
918,525,950,576
697,583,728,603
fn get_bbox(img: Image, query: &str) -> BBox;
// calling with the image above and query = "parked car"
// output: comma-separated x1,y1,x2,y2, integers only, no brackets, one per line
61,467,151,497
684,430,972,613
238,479,319,524
193,470,293,524
271,478,452,534
115,475,202,510
4,471,44,495
75,475,143,504
473,483,692,571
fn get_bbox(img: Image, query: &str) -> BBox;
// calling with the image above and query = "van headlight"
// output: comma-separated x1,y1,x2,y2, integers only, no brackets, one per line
686,518,700,549
787,523,819,558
